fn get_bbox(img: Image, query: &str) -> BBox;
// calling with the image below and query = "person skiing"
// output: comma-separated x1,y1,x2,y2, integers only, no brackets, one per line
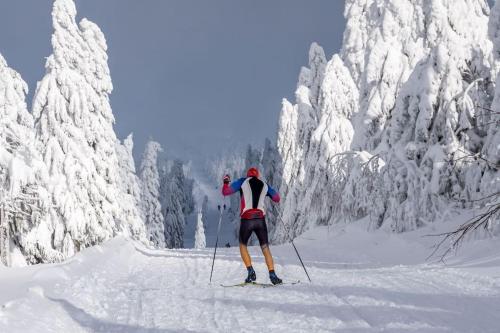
222,167,282,285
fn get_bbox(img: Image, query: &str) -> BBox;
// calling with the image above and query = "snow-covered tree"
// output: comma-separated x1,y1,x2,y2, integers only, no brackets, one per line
244,144,262,172
182,176,196,217
115,134,146,239
201,195,209,219
160,159,194,249
483,1,500,180
0,55,33,145
139,140,165,247
0,55,41,265
275,49,358,241
260,138,282,239
357,0,496,232
194,211,206,249
276,43,327,211
0,53,58,265
274,0,499,241
261,138,281,186
30,0,145,260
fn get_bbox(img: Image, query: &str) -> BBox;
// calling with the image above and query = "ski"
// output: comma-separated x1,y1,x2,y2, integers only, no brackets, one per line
220,280,300,288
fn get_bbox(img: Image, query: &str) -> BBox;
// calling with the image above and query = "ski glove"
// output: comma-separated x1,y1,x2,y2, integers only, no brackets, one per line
223,175,231,184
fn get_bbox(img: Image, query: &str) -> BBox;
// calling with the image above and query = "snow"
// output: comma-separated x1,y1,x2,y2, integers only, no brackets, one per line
1,212,499,332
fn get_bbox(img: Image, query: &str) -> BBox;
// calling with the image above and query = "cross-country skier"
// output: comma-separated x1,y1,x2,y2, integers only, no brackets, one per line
222,167,282,285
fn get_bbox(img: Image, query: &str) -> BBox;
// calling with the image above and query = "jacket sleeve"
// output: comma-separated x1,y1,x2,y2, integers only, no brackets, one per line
222,178,244,196
266,184,281,203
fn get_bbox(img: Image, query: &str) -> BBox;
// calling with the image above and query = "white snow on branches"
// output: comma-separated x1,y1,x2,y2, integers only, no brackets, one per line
0,54,53,266
140,140,165,248
274,0,500,242
19,0,146,263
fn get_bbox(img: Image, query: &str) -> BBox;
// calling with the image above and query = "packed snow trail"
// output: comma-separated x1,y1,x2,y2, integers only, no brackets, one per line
1,222,500,333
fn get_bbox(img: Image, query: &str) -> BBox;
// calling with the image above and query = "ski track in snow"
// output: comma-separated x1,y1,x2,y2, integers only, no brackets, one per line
1,231,500,333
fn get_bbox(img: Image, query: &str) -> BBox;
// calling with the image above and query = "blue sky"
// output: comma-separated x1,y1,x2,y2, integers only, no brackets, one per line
0,1,346,162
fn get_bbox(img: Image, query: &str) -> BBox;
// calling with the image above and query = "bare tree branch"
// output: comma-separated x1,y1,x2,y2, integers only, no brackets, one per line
426,199,500,261
450,191,500,204
475,104,499,114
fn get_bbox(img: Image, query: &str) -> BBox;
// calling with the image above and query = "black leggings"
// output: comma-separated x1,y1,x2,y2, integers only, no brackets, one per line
239,218,269,246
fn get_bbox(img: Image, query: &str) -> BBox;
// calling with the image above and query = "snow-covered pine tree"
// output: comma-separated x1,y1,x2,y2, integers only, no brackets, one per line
31,0,145,260
116,134,146,240
201,195,210,228
483,0,500,186
274,0,499,241
0,55,34,146
274,43,333,240
194,210,206,249
0,207,7,266
350,0,496,232
260,138,282,240
261,138,281,187
0,53,54,265
181,163,196,217
275,49,358,241
139,140,165,247
161,160,194,249
244,144,262,172
0,53,35,265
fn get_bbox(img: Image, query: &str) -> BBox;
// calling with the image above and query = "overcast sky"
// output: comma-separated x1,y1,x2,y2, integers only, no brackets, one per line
0,0,345,163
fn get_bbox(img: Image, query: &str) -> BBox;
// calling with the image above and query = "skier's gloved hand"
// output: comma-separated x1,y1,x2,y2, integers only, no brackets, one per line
223,175,231,184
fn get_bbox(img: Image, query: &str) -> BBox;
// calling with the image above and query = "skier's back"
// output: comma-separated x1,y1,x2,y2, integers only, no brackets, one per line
222,167,282,285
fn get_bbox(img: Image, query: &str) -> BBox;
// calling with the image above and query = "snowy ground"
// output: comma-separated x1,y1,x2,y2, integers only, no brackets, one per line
1,216,500,333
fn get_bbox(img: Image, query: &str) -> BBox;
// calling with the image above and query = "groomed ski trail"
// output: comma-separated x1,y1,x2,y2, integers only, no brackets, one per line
1,225,500,332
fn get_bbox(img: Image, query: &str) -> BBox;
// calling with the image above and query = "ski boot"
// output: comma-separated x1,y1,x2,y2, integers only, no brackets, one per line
245,266,256,283
269,270,283,285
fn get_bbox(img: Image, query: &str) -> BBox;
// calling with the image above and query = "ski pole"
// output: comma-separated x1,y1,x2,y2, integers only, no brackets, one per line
209,202,225,283
277,214,312,283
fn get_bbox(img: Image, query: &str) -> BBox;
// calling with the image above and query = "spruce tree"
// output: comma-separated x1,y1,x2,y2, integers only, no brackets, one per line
139,140,165,247
161,160,186,249
0,54,51,265
32,0,144,258
116,134,146,240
